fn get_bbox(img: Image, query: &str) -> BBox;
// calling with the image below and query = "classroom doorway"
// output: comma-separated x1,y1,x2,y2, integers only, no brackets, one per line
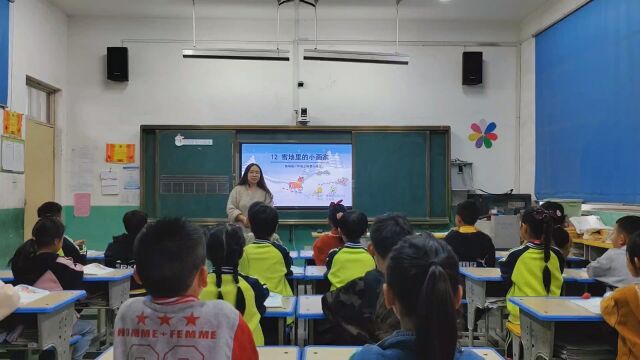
23,77,58,236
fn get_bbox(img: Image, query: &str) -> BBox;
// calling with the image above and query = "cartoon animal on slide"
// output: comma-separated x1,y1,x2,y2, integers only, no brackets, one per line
288,177,305,192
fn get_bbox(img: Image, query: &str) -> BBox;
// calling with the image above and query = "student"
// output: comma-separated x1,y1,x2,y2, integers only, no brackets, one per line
444,200,496,268
587,216,640,288
105,210,148,269
499,207,565,325
312,200,347,266
9,218,96,360
541,201,573,258
0,281,18,321
239,202,293,297
114,218,258,360
322,213,412,344
601,231,640,359
37,201,87,265
325,210,376,291
200,224,269,346
352,234,483,360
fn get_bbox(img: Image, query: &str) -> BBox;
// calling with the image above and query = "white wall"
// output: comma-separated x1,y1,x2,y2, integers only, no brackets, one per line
517,0,590,197
65,16,520,206
0,0,67,210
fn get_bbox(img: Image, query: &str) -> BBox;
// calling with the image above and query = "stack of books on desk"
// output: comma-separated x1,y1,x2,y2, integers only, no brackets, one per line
554,334,615,360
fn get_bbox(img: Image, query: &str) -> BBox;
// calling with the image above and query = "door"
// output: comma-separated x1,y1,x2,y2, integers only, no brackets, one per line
24,119,55,235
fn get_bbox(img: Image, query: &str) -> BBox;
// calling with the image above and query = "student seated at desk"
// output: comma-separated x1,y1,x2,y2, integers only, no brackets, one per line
587,216,640,289
540,201,573,258
322,213,412,344
37,201,86,265
499,208,565,325
114,218,258,360
239,202,293,298
352,234,483,360
444,200,496,268
105,210,148,295
0,280,18,321
601,231,640,360
201,224,269,346
312,200,347,266
8,218,96,360
326,211,376,291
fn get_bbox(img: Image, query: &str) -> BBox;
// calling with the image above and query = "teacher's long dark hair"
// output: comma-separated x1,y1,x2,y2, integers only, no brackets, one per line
386,234,460,360
238,163,272,198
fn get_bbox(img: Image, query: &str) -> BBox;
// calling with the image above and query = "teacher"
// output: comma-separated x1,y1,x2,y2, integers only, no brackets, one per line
227,163,274,231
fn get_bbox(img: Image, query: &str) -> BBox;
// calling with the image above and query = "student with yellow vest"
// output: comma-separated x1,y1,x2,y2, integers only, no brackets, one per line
325,210,376,291
499,207,565,325
239,202,293,297
201,224,269,346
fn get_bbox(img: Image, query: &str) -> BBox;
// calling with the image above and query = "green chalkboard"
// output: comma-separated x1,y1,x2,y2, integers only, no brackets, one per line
142,126,450,224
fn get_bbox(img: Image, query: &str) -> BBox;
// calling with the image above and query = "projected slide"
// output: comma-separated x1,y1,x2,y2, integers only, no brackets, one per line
240,143,353,208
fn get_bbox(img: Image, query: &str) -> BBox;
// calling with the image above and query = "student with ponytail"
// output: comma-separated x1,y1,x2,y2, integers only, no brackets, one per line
200,224,269,346
352,234,482,360
499,207,565,325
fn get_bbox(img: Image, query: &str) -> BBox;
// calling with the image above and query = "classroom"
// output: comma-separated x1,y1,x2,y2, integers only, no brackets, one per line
0,0,638,359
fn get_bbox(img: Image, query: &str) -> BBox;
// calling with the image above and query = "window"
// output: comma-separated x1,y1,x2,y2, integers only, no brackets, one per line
26,76,58,124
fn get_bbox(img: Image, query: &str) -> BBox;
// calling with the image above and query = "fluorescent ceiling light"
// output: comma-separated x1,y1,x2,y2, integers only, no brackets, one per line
303,0,409,66
182,0,289,62
304,49,409,65
182,48,290,61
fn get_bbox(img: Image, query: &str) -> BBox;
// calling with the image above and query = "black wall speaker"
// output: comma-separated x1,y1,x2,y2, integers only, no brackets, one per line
462,51,483,86
107,47,129,82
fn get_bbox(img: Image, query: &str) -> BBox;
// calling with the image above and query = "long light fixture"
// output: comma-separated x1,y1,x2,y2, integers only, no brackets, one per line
182,0,290,61
303,0,409,65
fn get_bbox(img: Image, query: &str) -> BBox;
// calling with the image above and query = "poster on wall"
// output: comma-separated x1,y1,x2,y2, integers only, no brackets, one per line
105,143,135,164
2,110,23,138
73,193,91,217
0,136,25,173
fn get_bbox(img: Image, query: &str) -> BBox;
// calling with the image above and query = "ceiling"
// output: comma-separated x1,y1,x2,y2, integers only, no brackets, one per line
48,0,548,21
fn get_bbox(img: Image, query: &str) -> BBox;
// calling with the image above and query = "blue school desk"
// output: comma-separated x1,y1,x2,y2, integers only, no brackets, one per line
463,347,505,359
8,290,86,360
290,250,300,260
303,266,326,281
297,295,324,345
264,296,297,345
509,297,603,360
496,251,585,264
86,250,105,263
258,346,301,360
299,250,314,260
0,269,14,282
303,346,361,360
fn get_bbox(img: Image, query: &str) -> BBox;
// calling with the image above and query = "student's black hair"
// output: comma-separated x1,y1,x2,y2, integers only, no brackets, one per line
248,202,279,240
37,201,63,218
238,163,272,198
540,201,566,227
134,217,206,298
521,207,562,294
8,217,65,267
627,231,640,273
337,210,368,243
386,234,460,360
206,224,247,314
123,210,148,240
328,200,347,229
370,213,414,259
615,216,640,239
456,200,481,226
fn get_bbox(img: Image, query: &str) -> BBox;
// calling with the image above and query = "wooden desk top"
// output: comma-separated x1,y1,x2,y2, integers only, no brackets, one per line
257,346,300,360
304,346,361,360
304,265,327,280
264,296,297,318
459,267,504,281
96,347,113,360
509,297,603,321
83,269,134,282
562,268,594,283
297,295,324,319
298,250,314,259
15,290,86,314
573,238,614,249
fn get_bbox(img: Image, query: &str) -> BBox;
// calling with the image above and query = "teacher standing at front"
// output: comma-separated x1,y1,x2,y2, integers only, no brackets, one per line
227,163,273,231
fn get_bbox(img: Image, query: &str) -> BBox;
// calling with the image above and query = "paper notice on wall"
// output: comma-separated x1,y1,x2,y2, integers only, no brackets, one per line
105,144,135,164
73,193,91,217
70,145,94,192
120,189,140,205
122,166,140,190
2,110,23,138
101,179,119,195
0,136,25,173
